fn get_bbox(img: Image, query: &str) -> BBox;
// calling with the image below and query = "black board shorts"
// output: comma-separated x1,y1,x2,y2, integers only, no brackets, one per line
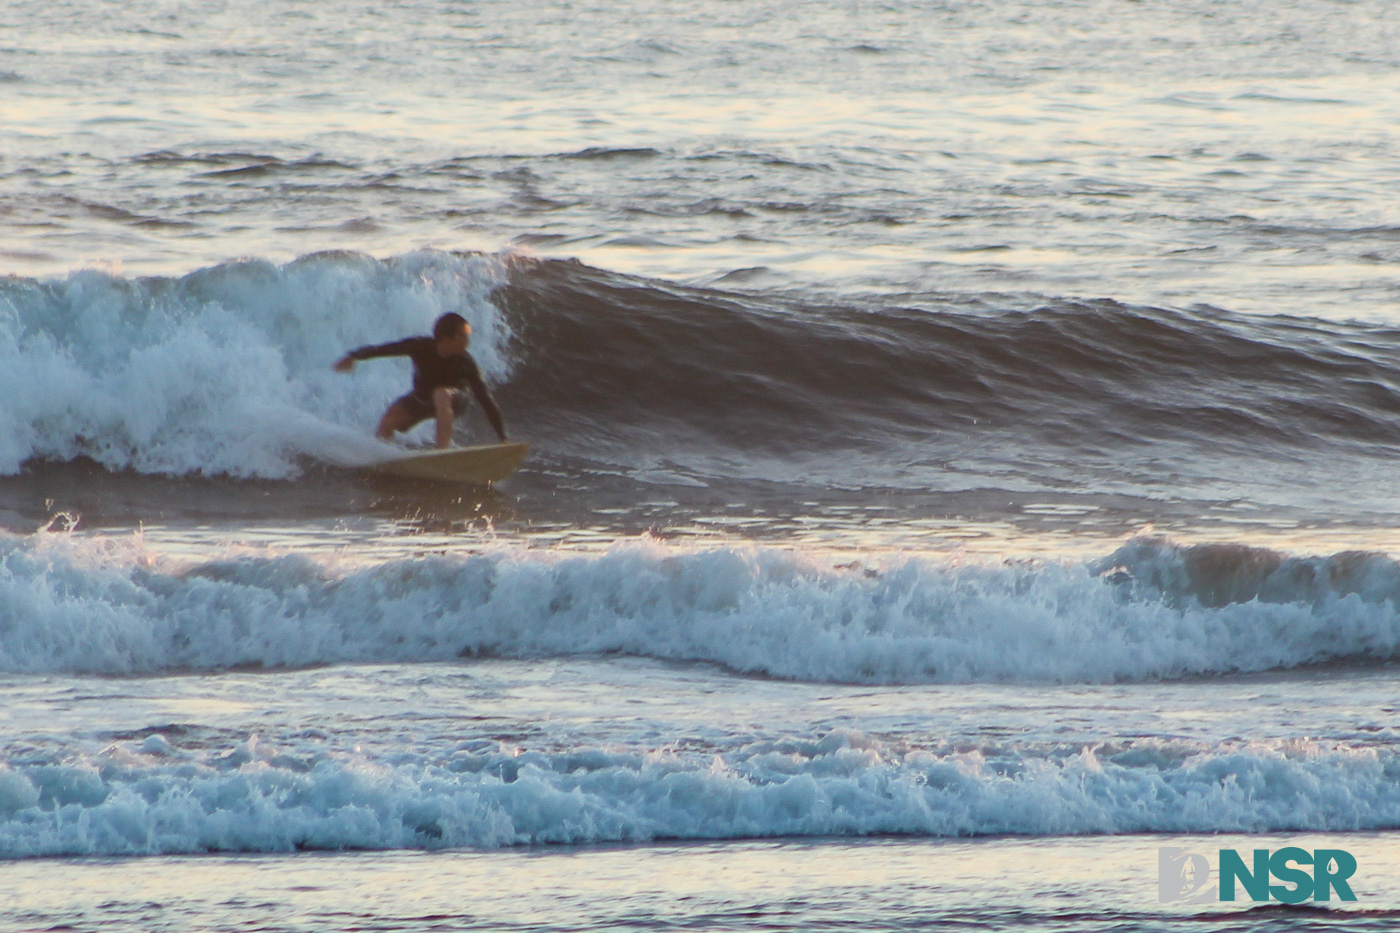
392,390,468,428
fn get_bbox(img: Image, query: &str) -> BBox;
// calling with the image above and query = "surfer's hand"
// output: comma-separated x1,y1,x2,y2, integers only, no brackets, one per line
333,355,355,373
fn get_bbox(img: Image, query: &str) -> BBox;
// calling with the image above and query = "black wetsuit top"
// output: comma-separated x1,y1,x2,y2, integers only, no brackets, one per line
348,337,506,440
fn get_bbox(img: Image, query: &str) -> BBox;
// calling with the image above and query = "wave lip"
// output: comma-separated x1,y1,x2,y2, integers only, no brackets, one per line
0,731,1395,857
4,532,1400,683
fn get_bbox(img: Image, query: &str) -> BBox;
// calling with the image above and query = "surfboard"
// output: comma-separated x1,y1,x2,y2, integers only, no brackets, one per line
368,441,530,483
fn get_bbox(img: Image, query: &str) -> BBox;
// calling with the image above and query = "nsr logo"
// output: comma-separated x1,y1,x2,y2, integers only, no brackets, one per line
1159,847,1358,903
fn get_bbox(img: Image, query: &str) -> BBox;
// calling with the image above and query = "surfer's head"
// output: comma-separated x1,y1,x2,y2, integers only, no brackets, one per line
433,312,471,354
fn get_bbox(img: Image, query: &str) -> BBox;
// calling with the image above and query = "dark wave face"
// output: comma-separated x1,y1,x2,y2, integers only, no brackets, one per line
492,256,1400,515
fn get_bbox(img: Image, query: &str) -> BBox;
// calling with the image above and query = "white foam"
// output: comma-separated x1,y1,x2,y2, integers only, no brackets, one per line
0,251,513,477
3,531,1400,682
0,730,1395,857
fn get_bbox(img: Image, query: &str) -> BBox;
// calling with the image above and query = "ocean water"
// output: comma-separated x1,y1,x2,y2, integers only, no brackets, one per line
3,0,1400,929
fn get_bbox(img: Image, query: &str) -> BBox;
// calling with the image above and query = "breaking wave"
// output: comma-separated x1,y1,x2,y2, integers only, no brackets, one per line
0,729,1395,857
0,250,512,477
3,531,1400,682
6,250,1400,492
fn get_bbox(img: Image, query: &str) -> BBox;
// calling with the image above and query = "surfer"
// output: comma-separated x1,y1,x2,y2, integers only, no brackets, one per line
333,312,508,448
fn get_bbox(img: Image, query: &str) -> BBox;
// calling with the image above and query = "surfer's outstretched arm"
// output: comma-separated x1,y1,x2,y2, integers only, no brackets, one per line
334,339,418,372
466,372,508,442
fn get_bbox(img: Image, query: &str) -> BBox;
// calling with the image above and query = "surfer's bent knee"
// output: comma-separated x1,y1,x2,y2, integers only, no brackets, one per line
376,400,412,439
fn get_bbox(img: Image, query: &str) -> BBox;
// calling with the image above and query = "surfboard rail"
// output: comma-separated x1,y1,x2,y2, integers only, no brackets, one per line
367,441,530,483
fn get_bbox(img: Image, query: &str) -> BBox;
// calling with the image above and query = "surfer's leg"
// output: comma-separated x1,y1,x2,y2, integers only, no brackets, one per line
374,402,415,440
432,387,456,448
375,394,434,440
